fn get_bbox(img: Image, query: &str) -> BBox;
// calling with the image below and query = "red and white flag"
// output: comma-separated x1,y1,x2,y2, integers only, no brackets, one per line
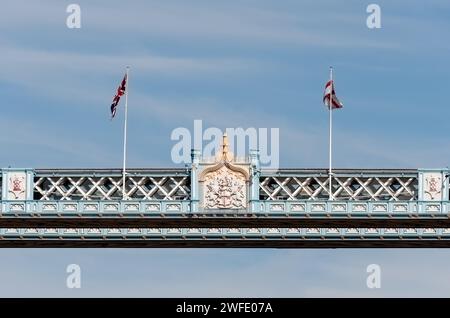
110,73,127,119
323,80,343,109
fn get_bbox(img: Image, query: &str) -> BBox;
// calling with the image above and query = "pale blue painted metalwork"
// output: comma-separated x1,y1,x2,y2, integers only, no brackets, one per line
0,200,448,217
418,168,449,201
1,168,34,201
249,149,260,212
2,228,450,240
32,168,190,201
190,149,200,212
0,160,449,243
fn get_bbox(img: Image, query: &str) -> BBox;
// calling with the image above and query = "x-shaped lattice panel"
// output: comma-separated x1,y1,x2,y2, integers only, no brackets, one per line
260,175,418,201
34,175,190,201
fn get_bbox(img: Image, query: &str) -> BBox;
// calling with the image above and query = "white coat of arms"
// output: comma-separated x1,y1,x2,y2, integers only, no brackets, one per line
204,166,246,209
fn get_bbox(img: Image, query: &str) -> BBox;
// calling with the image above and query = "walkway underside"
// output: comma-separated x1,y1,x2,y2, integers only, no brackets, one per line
2,239,450,248
1,217,450,228
2,227,450,248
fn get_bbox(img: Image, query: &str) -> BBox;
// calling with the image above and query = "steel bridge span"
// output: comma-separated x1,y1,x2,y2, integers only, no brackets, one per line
0,147,449,247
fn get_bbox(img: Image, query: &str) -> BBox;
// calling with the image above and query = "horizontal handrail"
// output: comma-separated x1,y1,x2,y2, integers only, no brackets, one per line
0,200,448,216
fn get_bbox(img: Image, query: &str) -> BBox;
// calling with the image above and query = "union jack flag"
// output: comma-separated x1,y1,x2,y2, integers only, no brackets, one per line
110,74,127,119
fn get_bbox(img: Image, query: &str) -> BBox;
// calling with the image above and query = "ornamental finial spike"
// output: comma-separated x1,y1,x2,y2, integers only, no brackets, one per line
220,132,233,162
222,133,229,156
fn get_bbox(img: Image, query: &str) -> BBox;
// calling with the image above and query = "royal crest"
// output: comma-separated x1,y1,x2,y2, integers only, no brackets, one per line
204,166,246,209
199,133,249,210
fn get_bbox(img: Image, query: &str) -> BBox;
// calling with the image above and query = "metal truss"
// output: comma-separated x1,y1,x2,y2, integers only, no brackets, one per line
29,169,423,202
260,170,418,201
3,227,450,247
2,227,450,240
1,167,447,248
33,169,190,201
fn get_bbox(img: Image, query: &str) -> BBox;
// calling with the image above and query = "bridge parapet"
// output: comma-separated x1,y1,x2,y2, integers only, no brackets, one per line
0,167,448,205
1,199,448,217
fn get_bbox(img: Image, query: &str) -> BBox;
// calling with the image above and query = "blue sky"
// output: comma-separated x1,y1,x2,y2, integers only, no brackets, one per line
1,0,450,297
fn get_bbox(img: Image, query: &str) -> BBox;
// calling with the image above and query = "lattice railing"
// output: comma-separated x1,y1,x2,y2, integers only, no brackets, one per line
33,169,190,201
260,170,418,201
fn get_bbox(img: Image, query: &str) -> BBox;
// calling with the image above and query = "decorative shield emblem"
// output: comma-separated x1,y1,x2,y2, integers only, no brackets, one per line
8,173,27,200
424,173,442,201
203,166,246,209
199,133,249,210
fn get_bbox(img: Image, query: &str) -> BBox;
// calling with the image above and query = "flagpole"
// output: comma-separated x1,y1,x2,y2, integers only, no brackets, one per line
122,66,129,200
329,66,333,201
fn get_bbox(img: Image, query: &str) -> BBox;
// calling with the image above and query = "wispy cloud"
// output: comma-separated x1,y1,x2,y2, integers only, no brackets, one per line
1,0,398,50
0,116,123,168
0,44,254,84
